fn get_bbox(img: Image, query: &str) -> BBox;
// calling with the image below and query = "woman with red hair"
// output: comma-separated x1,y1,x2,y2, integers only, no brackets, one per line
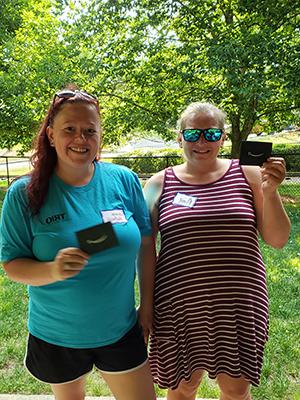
0,87,156,400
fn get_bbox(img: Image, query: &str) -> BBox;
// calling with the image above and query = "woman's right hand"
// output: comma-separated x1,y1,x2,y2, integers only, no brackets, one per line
51,247,89,281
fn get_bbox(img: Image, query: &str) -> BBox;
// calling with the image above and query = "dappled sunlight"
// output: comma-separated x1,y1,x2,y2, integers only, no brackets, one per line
288,257,300,272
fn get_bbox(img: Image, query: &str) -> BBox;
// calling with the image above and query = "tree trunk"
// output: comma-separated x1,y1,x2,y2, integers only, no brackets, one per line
230,114,242,158
230,107,257,159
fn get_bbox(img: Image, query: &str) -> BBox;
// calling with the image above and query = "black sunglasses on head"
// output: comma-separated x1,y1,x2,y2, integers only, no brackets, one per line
182,128,223,142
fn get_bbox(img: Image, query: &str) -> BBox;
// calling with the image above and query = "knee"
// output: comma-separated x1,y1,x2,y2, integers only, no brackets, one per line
179,380,198,397
219,385,250,400
169,382,197,399
217,375,250,400
170,371,203,398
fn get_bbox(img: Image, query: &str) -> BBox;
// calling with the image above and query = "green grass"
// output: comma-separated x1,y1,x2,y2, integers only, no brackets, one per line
0,191,299,399
251,202,300,400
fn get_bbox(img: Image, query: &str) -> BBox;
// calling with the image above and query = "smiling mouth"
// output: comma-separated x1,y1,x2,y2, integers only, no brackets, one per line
194,149,209,154
69,147,88,153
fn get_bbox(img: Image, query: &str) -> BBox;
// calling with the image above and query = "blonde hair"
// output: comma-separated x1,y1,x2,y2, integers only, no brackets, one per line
177,102,226,131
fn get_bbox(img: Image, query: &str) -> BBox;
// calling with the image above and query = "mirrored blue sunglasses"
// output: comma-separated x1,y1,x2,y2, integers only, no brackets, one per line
182,128,223,142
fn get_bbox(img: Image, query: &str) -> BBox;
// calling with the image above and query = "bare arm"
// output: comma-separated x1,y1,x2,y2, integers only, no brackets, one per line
137,235,156,344
243,157,291,248
136,171,165,343
143,170,165,238
2,247,89,286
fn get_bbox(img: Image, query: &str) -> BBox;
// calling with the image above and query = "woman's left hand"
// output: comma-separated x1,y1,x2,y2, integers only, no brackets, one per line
261,157,286,195
137,304,153,346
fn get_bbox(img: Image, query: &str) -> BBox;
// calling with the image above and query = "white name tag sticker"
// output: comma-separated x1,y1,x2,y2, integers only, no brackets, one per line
172,193,197,208
101,210,127,224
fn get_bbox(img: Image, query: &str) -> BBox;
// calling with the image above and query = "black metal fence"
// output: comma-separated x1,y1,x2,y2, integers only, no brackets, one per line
1,153,299,197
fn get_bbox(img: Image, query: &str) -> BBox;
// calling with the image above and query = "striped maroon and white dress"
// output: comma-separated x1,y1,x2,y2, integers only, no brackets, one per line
149,160,269,389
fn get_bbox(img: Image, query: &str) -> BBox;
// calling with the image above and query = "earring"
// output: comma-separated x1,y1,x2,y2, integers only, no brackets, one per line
50,140,55,147
95,153,101,162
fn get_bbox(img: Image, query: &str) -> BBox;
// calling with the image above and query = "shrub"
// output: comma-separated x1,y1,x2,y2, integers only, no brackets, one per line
109,148,183,175
272,144,300,171
108,143,300,174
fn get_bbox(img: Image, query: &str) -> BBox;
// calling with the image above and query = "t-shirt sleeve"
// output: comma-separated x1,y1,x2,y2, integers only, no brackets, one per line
0,180,34,262
128,172,152,236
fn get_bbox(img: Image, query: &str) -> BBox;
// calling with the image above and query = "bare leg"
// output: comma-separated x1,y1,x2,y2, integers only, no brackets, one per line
100,360,156,400
167,369,204,400
50,374,87,400
217,373,251,400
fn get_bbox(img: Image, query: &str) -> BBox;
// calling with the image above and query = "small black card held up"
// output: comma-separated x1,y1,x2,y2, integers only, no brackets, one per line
239,141,272,166
76,222,118,255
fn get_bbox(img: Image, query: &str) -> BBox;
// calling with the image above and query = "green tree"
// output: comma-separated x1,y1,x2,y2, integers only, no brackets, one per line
69,0,300,155
0,0,299,154
0,0,67,150
0,0,30,46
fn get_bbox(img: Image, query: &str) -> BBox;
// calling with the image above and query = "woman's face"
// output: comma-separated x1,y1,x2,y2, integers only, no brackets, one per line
179,112,225,163
47,102,101,172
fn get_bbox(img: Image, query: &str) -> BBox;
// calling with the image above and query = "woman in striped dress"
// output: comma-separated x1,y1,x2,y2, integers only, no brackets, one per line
144,102,291,400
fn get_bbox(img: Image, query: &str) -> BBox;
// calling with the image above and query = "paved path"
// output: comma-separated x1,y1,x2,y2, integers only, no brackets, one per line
0,396,215,400
0,397,110,400
0,397,105,400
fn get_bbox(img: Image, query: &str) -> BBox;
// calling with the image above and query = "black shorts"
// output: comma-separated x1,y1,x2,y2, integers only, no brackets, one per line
24,321,148,384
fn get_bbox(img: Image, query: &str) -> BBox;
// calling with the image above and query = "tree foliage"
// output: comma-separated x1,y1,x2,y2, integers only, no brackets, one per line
0,0,30,46
0,0,66,150
0,0,299,156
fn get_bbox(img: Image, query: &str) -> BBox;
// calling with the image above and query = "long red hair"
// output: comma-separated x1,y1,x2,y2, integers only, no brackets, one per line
27,88,100,215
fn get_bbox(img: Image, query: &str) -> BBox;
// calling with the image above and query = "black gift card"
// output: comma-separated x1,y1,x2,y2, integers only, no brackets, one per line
239,141,272,166
76,222,118,255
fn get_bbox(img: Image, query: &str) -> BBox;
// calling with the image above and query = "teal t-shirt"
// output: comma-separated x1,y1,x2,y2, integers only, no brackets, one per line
0,162,152,348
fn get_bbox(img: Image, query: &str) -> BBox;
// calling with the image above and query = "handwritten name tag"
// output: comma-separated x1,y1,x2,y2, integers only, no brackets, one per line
101,210,127,224
172,193,197,208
